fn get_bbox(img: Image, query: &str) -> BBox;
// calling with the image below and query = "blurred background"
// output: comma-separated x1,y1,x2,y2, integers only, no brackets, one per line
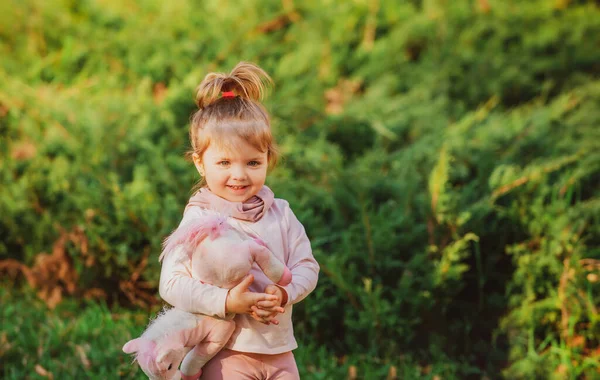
1,0,599,379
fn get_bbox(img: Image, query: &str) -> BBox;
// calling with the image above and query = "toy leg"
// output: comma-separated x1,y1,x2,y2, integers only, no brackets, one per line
180,319,235,379
249,240,292,286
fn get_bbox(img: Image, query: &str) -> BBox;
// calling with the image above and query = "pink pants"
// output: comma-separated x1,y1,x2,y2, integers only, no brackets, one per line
200,349,300,380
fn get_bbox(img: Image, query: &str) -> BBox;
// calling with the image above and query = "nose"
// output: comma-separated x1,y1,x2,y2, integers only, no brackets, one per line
231,165,247,181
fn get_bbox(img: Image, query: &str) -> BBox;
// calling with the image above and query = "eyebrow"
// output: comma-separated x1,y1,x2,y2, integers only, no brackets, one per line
215,157,264,161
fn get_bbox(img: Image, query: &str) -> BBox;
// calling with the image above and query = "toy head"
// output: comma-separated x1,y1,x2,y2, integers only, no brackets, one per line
123,337,187,380
160,214,230,262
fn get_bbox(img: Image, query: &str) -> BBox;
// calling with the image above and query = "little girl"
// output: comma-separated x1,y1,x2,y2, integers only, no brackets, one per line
159,62,319,380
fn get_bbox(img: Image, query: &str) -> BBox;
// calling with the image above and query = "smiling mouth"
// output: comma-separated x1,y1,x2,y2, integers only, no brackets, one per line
227,185,248,190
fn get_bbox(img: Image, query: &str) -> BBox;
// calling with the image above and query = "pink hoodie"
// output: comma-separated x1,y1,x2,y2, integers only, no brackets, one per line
159,188,320,354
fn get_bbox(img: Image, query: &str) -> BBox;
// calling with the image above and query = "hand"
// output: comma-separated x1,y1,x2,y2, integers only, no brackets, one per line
265,284,288,307
251,284,286,325
225,275,278,316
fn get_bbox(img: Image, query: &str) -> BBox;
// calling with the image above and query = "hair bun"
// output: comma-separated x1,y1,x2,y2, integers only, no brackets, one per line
195,62,273,109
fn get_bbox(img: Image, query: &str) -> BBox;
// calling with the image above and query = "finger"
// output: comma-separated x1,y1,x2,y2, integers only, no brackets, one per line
265,287,277,295
257,308,280,320
250,312,270,325
252,311,279,326
256,305,285,314
263,313,280,325
235,274,254,293
251,306,274,318
249,311,267,322
250,293,278,303
256,300,278,308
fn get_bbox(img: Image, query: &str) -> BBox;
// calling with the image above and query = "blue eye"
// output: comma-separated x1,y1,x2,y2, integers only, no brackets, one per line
218,161,230,166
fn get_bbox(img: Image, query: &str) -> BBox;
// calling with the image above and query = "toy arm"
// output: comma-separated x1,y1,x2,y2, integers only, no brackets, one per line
249,239,292,286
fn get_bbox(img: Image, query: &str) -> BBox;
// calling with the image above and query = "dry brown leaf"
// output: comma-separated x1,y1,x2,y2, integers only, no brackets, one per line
422,364,432,374
153,82,167,104
0,332,12,356
11,141,37,160
76,344,91,369
0,228,81,308
554,0,571,10
0,224,160,309
35,364,54,379
348,365,357,380
387,365,397,380
569,335,585,348
83,288,107,301
476,0,491,14
85,255,95,267
255,12,299,34
0,259,35,284
580,259,600,270
85,209,96,222
362,0,379,51
37,342,44,358
119,279,159,308
325,79,362,115
46,287,63,309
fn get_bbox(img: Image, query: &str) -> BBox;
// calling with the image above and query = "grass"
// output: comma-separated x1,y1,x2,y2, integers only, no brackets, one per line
0,285,464,379
1,285,144,379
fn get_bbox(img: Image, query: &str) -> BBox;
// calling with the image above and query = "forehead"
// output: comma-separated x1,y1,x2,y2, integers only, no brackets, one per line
203,137,267,159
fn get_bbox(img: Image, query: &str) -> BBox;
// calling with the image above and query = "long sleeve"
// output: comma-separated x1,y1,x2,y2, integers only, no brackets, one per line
158,245,229,318
158,207,229,318
279,203,320,306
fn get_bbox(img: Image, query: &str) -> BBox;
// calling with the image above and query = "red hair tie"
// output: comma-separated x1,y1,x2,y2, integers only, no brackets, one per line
221,91,235,98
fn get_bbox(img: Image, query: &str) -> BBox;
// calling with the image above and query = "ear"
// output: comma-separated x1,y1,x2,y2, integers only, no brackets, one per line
122,338,141,353
192,153,204,177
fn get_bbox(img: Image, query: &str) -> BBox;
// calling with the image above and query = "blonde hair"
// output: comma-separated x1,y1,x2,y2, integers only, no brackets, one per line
189,62,279,187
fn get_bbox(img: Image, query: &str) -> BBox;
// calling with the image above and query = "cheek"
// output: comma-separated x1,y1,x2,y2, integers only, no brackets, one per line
204,168,226,182
253,169,267,183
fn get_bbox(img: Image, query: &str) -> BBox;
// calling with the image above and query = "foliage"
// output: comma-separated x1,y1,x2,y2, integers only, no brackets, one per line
0,285,466,379
1,0,600,378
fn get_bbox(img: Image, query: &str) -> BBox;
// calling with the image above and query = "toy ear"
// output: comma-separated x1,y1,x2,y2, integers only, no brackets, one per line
122,338,141,354
156,348,171,364
155,348,175,372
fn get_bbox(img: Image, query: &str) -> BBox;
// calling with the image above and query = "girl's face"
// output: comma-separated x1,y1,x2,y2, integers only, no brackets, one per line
194,137,268,202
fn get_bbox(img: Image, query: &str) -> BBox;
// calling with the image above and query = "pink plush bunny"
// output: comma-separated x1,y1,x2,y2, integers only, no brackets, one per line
123,214,291,380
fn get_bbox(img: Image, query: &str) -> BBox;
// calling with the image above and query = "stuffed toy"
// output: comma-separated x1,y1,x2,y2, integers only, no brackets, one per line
123,214,292,380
